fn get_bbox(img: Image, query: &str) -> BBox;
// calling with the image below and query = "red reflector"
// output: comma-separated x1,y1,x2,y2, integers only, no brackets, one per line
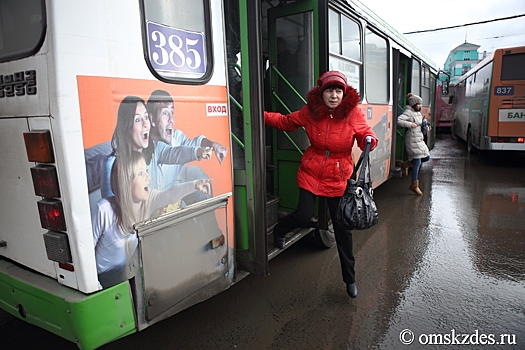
59,263,74,271
30,165,60,198
37,199,66,232
518,138,524,143
23,130,55,163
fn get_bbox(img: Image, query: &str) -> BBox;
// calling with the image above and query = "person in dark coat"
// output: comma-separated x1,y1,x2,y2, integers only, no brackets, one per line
264,70,378,298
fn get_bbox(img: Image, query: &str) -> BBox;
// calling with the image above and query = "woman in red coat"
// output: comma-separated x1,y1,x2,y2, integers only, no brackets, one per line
264,70,377,298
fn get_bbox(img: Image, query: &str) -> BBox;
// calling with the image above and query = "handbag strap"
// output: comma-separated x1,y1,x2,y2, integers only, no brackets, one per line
350,142,372,181
357,142,371,182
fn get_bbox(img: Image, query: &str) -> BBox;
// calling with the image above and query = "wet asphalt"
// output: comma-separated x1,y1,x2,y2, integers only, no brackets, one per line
1,133,524,350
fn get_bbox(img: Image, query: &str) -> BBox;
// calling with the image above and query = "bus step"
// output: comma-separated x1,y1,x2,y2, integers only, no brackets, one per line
266,194,279,227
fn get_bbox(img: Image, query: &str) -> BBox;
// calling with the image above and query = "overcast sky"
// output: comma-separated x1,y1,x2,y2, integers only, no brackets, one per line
358,0,525,69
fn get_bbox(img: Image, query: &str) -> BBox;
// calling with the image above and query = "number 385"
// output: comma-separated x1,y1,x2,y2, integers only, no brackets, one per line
150,30,202,71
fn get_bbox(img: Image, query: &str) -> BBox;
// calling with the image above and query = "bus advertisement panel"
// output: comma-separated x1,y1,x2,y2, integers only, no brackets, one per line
79,76,233,291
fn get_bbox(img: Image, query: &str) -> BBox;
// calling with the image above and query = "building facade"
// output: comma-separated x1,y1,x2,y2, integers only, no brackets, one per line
443,42,482,83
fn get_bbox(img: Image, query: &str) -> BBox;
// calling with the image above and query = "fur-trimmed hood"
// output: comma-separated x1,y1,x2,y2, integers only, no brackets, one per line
263,84,375,197
306,85,360,120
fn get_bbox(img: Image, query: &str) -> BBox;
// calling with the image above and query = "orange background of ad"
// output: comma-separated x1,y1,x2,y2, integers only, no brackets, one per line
77,76,233,201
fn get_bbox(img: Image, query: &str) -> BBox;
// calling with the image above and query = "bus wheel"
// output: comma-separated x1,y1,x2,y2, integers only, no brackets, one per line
467,128,473,153
450,119,457,140
306,222,336,248
467,128,478,154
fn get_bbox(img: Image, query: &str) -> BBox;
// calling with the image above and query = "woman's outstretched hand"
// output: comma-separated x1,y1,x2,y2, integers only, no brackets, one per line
365,135,378,151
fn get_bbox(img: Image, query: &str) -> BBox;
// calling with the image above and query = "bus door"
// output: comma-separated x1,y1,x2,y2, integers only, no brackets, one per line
393,48,409,163
223,1,271,276
267,2,318,218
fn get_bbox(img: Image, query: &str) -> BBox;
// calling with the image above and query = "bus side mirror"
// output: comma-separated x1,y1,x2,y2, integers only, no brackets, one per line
441,81,449,95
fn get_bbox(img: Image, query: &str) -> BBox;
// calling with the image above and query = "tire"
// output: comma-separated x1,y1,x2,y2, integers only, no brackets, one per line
306,222,336,248
450,119,458,140
467,128,478,154
467,128,473,154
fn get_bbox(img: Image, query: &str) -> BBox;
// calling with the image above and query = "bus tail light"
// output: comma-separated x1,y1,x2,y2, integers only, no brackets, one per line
37,199,67,232
491,136,525,143
23,130,55,163
24,129,73,267
31,165,61,198
58,263,74,271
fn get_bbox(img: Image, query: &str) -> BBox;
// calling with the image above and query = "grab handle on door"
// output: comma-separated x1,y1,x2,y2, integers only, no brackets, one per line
209,235,225,249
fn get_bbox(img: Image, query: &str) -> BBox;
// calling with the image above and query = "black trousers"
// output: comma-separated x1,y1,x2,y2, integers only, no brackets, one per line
273,188,355,284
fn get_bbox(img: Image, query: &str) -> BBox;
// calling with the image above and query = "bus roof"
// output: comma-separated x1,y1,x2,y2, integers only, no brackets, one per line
345,0,438,72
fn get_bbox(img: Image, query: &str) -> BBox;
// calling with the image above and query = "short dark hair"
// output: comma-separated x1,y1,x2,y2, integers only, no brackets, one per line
146,89,173,124
323,84,344,91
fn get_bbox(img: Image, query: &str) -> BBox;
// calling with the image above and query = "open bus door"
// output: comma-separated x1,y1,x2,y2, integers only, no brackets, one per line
267,2,317,210
223,1,269,276
266,1,336,248
227,0,333,279
392,50,435,162
266,1,335,247
393,49,409,165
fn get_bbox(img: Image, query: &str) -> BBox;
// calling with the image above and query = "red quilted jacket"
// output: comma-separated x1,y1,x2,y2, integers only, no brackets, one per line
264,85,376,197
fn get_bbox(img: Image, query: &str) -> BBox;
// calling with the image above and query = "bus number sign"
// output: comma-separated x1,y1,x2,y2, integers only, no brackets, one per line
147,21,206,75
494,86,514,96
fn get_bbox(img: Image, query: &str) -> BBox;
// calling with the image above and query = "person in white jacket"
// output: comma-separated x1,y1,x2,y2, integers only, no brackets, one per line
397,93,430,195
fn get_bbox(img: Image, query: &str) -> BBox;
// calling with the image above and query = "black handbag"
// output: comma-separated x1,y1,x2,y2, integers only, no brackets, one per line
335,142,379,230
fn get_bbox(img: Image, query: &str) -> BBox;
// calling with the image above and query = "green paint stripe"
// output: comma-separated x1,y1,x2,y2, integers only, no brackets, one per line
0,260,135,349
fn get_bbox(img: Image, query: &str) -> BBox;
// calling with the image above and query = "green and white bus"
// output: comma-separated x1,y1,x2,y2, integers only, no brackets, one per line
0,0,437,348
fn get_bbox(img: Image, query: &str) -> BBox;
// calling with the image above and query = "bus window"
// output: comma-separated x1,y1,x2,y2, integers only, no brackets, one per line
0,0,45,63
274,12,314,113
411,60,420,96
466,75,475,97
501,52,525,80
441,80,449,95
479,66,491,97
421,65,431,106
142,0,212,83
365,29,388,104
328,10,362,95
328,10,339,52
342,16,361,61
